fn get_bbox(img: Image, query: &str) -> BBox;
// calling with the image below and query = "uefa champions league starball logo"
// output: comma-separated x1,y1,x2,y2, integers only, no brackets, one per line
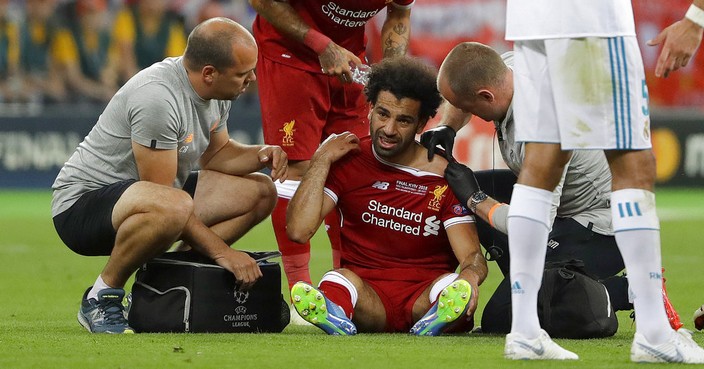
234,290,249,304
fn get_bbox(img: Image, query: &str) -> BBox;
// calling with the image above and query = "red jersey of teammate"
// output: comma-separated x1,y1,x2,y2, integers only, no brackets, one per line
252,0,414,73
324,137,474,282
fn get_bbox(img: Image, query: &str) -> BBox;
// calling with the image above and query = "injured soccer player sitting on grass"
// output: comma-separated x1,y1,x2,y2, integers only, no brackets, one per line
286,56,488,335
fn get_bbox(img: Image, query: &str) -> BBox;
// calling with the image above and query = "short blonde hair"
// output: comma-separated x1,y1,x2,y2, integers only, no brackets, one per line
439,42,508,97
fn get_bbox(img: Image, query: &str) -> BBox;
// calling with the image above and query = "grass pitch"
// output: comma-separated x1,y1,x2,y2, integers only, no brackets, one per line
1,189,704,368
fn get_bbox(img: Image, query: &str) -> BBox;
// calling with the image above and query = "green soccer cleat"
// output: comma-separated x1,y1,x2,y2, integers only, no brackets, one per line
291,282,357,335
410,279,472,336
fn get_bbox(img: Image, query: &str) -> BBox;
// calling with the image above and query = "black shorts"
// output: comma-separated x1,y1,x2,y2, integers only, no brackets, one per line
53,173,199,256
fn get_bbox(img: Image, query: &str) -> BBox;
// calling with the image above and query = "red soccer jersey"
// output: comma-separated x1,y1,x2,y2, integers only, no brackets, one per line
252,0,413,73
323,137,474,282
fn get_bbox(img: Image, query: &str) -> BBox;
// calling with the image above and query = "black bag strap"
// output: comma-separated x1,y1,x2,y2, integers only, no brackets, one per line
248,251,282,263
148,250,282,268
540,268,556,330
539,261,577,330
545,259,599,280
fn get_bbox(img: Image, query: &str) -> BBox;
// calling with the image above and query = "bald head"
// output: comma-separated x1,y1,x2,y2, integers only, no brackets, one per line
438,42,508,98
184,17,256,72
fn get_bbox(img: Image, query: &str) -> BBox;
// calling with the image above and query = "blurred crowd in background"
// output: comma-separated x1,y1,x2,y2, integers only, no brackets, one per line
0,0,702,109
0,0,257,105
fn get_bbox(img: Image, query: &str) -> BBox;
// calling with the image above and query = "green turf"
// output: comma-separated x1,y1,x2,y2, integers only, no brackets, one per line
1,189,704,368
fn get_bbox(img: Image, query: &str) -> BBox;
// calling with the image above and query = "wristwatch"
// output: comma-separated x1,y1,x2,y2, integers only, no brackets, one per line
469,190,488,213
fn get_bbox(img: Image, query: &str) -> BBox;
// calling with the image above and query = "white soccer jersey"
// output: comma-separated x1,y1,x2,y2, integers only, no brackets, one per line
506,0,636,40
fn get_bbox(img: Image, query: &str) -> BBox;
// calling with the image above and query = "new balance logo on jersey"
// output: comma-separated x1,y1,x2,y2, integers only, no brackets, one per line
422,216,440,236
511,281,525,295
617,201,642,218
547,239,559,250
372,181,390,190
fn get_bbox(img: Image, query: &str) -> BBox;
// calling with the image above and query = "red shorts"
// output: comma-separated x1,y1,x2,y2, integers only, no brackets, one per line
364,277,435,332
350,267,448,332
256,56,370,161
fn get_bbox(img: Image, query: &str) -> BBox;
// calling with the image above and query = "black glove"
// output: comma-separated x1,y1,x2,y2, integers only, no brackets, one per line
420,125,456,161
445,161,480,206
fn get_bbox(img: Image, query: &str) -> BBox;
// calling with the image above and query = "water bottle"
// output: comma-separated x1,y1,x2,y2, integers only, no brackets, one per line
350,64,372,85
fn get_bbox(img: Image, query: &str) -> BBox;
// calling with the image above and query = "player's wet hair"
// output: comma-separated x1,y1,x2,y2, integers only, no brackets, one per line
184,17,246,72
364,57,442,122
440,42,507,97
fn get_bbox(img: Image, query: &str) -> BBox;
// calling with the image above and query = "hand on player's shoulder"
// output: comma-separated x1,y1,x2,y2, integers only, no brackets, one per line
314,132,360,164
419,144,450,176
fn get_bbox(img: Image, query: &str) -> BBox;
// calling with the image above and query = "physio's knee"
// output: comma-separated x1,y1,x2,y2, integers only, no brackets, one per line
151,188,194,230
250,172,277,216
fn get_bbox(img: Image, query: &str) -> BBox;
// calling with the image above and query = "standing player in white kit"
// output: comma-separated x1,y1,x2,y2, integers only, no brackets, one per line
503,0,704,363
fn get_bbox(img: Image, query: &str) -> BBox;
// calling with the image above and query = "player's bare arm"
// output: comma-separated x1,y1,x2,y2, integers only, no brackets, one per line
381,5,411,58
248,0,361,82
248,0,311,42
446,223,487,318
287,132,360,243
648,0,704,78
317,43,363,83
200,129,288,182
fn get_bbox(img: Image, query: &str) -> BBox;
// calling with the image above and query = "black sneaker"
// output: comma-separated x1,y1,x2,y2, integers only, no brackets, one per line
77,287,134,334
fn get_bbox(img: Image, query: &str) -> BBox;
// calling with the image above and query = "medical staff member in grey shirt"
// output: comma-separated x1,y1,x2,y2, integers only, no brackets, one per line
51,17,289,334
422,42,683,334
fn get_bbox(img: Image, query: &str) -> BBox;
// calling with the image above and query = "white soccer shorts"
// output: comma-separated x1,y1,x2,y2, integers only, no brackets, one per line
512,36,652,150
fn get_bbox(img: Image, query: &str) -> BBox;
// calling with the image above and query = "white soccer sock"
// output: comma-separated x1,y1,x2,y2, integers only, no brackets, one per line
507,184,553,338
87,274,113,301
611,189,670,344
320,271,359,307
429,273,459,304
274,179,301,199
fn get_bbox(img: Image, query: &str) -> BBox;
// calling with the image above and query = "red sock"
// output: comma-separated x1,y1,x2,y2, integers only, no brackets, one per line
325,208,342,269
319,280,354,319
272,197,311,290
